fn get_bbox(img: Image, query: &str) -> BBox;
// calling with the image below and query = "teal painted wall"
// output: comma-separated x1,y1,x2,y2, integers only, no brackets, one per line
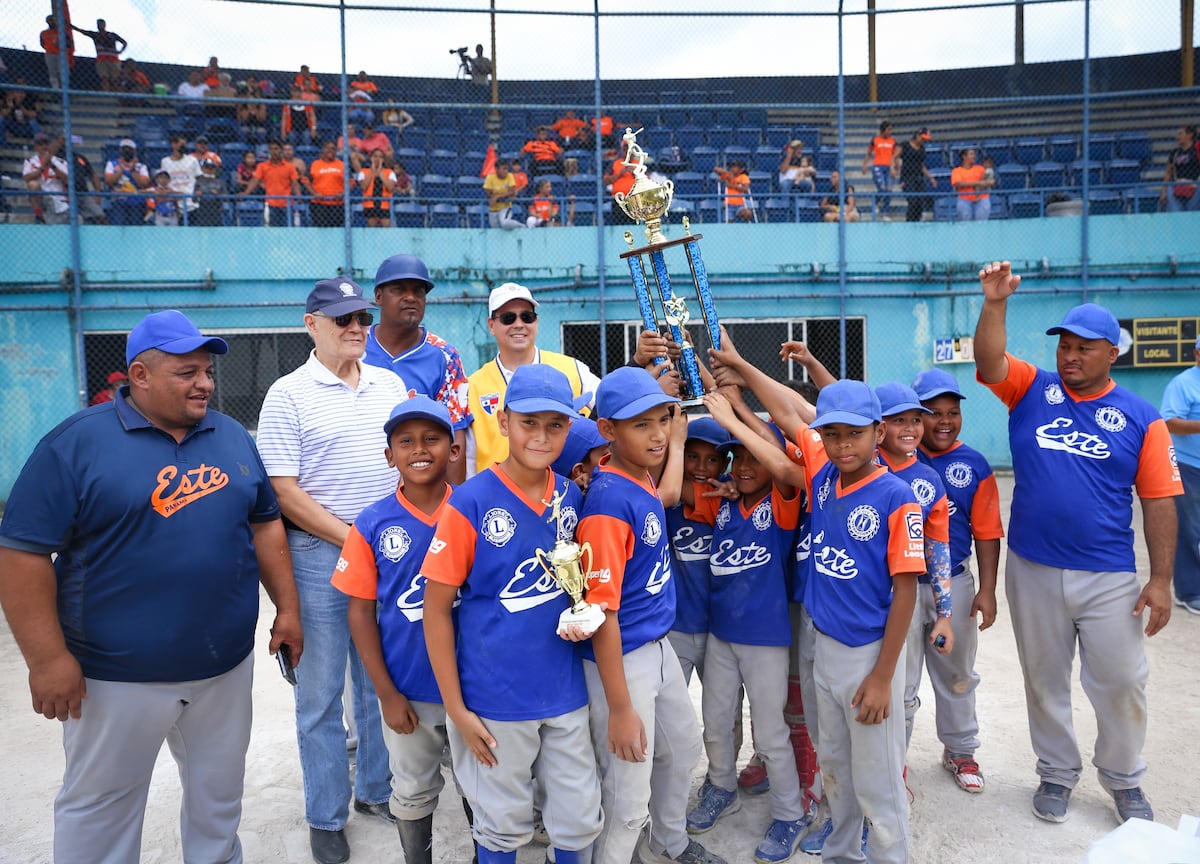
1,214,1197,500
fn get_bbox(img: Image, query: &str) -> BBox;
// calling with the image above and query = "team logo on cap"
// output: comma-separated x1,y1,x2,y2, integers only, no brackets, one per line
1044,383,1065,405
378,525,412,562
340,282,356,296
482,508,517,547
944,462,973,488
641,512,662,547
481,392,500,416
751,498,773,531
558,506,579,541
847,505,881,541
910,478,936,507
1094,406,1126,433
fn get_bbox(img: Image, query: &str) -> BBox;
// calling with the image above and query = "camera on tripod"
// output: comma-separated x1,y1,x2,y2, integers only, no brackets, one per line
450,46,472,76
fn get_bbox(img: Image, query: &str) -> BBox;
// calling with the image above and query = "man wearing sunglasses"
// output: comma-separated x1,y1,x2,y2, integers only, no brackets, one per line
256,278,410,864
465,282,601,476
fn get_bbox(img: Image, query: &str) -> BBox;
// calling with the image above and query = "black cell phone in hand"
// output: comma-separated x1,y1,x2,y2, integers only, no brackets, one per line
277,644,297,686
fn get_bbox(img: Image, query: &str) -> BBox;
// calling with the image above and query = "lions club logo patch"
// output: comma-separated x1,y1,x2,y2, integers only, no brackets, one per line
482,508,517,547
1044,383,1065,405
641,512,662,547
558,506,579,540
378,525,412,562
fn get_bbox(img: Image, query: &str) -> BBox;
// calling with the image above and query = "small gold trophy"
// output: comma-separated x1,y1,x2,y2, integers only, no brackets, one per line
614,126,675,245
535,482,604,635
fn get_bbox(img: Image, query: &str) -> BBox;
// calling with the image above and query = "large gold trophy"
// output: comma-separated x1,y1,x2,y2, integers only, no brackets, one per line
535,482,604,635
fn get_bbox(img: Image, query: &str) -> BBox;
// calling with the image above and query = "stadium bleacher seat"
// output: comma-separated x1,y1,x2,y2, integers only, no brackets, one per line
429,203,461,228
455,175,482,203
673,172,708,201
419,174,453,201
713,108,740,127
221,142,248,167
981,138,1012,163
1117,132,1152,164
989,194,1008,220
235,199,265,226
816,146,840,173
698,199,721,223
1049,135,1078,163
796,198,822,222
427,150,460,177
1068,159,1103,187
392,201,427,228
765,126,794,149
465,203,490,228
742,109,768,128
295,144,320,164
429,110,460,130
1031,161,1065,189
539,174,567,197
748,171,772,194
723,145,752,167
204,118,240,145
658,109,688,128
1105,159,1141,186
1087,189,1124,215
689,145,719,167
394,147,426,174
933,196,957,221
707,127,734,150
1127,186,1161,214
996,163,1029,191
675,126,706,151
765,197,794,223
1009,193,1043,219
1087,134,1116,162
1014,137,1047,165
567,173,598,194
792,126,820,150
431,130,463,153
735,126,763,148
570,200,597,226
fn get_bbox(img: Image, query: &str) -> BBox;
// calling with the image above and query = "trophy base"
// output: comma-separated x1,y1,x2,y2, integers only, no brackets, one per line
558,603,606,636
619,233,704,258
680,397,707,410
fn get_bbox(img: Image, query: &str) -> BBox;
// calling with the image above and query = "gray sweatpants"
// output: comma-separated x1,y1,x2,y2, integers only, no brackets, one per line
55,653,254,864
702,636,804,820
903,569,982,754
381,700,449,820
447,705,602,853
814,632,909,864
1005,550,1149,790
585,638,701,864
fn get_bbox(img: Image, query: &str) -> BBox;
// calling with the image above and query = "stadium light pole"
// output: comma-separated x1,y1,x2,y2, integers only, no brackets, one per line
1184,0,1195,87
867,0,878,105
1015,0,1025,66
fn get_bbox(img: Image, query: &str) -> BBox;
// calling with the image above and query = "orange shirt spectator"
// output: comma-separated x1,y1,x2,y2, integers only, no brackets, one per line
250,151,301,207
521,130,563,169
510,160,529,194
356,126,393,158
606,156,635,197
552,111,587,143
308,154,345,205
590,115,614,138
951,163,988,201
294,66,321,95
348,72,379,99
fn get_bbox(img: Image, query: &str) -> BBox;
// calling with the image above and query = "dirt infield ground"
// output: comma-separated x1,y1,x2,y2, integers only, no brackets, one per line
3,475,1198,863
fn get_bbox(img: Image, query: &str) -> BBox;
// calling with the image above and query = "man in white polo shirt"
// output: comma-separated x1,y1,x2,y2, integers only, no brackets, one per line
256,277,408,864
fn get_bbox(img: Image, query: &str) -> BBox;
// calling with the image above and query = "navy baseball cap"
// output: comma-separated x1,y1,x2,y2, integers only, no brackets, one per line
1046,303,1119,345
551,416,609,476
912,368,966,401
596,366,680,420
374,253,434,292
383,395,453,439
306,277,375,316
686,416,732,448
504,365,590,415
126,310,229,365
810,379,882,429
876,382,932,417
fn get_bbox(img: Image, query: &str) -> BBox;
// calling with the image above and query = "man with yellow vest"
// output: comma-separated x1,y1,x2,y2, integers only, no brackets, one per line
465,283,599,476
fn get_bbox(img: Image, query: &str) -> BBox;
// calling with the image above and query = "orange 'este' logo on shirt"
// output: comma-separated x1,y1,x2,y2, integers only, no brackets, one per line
151,463,230,517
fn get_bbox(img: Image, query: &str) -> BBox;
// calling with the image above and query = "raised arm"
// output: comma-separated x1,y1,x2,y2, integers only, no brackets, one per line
779,340,836,392
709,325,806,434
973,260,1020,384
702,391,801,494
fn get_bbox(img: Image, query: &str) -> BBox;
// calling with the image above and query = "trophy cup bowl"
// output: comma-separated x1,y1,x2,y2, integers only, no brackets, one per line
535,539,605,635
615,176,675,246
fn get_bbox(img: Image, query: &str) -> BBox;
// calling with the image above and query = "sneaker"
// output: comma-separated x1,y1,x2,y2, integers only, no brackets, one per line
1175,596,1200,615
638,835,729,864
754,819,806,864
739,756,771,795
942,750,985,793
1111,787,1154,822
798,816,832,855
1032,781,1072,823
686,785,741,834
697,777,713,803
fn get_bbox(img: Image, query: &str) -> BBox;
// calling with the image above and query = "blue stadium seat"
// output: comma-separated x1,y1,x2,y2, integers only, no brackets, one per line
1048,135,1078,163
735,126,764,148
235,199,265,227
455,176,483,204
713,108,740,127
707,126,734,150
419,174,453,201
980,138,1012,164
674,126,706,151
429,110,460,130
690,145,719,168
656,147,689,173
1087,189,1124,215
672,171,708,201
698,199,720,223
658,109,688,128
988,194,1008,220
765,126,794,149
499,130,526,154
295,144,320,164
748,170,772,194
933,195,957,221
431,130,463,153
568,173,599,194
569,200,597,226
1105,159,1141,187
792,126,820,150
742,109,769,127
796,198,822,222
756,145,782,172
816,146,840,173
1127,186,1161,214
461,129,489,153
461,152,489,176
1068,159,1103,187
765,197,794,223
1030,161,1065,190
204,118,240,145
1117,132,1152,164
996,163,1029,191
1087,135,1116,162
929,168,952,189
427,150,460,178
723,145,752,167
1008,193,1043,219
465,203,490,228
429,203,461,228
221,142,248,168
394,147,426,175
392,202,427,228
539,174,567,197
396,127,430,151
1014,138,1047,165
923,144,948,170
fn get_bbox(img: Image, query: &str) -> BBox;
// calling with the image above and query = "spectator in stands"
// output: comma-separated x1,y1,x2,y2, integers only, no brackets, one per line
160,133,201,217
150,170,181,226
714,159,754,222
70,19,126,92
206,72,237,118
281,84,318,145
202,57,222,88
243,139,301,227
1161,125,1200,213
40,16,74,92
521,126,564,177
295,65,321,96
63,134,108,224
23,132,70,224
307,140,345,227
90,370,127,405
236,79,267,143
283,143,308,182
234,149,258,196
380,104,415,134
356,122,393,161
951,147,992,221
778,139,815,195
470,45,492,86
862,120,897,217
347,71,378,125
357,148,396,228
118,58,150,95
393,161,415,198
192,135,221,169
822,182,861,222
894,126,937,222
526,178,572,227
483,159,523,229
192,158,225,226
603,141,636,223
337,123,367,171
552,109,588,149
177,69,209,101
4,80,44,139
820,168,846,218
104,137,151,226
510,158,529,195
590,113,617,149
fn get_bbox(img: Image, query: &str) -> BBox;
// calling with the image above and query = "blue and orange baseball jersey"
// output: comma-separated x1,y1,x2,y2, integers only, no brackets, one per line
665,504,712,635
916,440,1004,571
365,326,472,432
878,449,950,581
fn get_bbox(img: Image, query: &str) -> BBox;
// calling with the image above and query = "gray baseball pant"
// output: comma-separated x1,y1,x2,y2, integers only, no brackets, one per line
667,629,708,684
54,653,254,864
381,700,450,820
1005,550,1149,790
585,638,701,864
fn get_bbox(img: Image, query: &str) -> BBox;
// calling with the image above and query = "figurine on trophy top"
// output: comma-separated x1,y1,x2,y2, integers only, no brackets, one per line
535,481,604,637
614,127,675,246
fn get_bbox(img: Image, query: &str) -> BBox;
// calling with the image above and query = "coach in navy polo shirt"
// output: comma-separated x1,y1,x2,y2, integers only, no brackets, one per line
0,309,303,864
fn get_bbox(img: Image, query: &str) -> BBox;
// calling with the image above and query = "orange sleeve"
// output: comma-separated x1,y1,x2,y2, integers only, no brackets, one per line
1135,418,1184,499
683,482,721,524
887,503,926,576
578,513,634,611
792,423,828,502
969,474,1005,540
420,506,476,588
331,525,379,599
979,352,1038,410
771,484,802,531
925,495,950,544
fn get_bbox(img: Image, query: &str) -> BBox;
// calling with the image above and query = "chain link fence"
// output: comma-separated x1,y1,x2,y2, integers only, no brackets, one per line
1,0,1197,499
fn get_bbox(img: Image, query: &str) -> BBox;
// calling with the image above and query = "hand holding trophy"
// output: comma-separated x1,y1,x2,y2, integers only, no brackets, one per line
536,481,605,637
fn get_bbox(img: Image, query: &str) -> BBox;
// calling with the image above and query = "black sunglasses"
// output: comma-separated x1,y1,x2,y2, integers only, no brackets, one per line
493,310,537,325
317,311,374,327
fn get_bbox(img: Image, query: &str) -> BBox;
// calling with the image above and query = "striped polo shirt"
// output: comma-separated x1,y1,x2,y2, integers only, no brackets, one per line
256,351,409,523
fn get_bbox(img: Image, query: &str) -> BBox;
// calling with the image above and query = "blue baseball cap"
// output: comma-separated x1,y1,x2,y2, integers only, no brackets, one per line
374,253,434,292
504,365,590,415
810,379,882,429
596,366,680,420
306,277,375,316
912,368,966,401
383,395,453,439
126,310,229,365
551,416,609,476
876,382,932,417
686,416,732,448
1046,303,1119,345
